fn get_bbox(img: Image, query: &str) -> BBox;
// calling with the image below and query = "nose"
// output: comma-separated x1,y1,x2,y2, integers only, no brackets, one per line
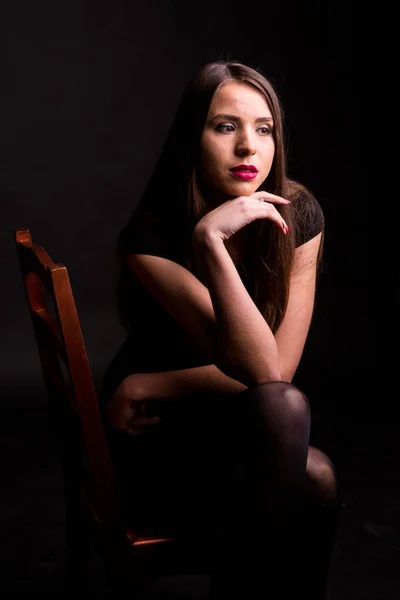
235,129,256,157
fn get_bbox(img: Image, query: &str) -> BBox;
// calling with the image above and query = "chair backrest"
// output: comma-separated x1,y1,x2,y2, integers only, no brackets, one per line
14,228,122,533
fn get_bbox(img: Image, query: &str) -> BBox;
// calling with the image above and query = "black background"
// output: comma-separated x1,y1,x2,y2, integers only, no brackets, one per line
2,2,394,599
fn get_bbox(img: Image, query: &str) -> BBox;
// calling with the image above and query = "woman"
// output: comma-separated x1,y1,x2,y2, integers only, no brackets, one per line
101,60,338,598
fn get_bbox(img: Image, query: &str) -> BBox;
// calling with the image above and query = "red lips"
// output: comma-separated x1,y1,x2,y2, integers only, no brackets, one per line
230,164,258,172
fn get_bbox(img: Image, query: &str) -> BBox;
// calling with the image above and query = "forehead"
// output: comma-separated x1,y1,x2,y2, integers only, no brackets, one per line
208,80,272,118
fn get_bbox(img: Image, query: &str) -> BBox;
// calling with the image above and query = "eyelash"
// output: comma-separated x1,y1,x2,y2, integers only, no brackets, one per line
216,124,272,135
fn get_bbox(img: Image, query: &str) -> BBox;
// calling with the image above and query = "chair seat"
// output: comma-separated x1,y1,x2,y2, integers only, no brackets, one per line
130,532,175,547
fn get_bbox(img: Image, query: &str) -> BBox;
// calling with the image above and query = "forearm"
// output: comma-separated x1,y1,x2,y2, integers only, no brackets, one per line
125,364,248,401
193,230,281,384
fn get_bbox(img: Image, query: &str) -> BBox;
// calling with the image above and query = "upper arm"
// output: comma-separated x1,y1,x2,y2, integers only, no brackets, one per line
274,232,323,382
125,253,221,365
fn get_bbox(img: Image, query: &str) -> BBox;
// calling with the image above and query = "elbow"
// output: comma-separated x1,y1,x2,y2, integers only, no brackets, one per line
214,344,283,387
252,370,282,385
280,372,294,384
279,363,297,384
217,359,282,387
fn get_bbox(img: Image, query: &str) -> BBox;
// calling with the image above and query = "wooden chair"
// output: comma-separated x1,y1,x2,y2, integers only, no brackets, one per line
14,228,206,597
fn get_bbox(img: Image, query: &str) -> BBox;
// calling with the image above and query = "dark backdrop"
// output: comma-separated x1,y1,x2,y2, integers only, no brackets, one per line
1,0,363,420
4,3,398,600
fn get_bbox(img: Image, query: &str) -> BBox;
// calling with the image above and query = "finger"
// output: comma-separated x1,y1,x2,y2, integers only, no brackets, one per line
278,221,290,235
126,416,162,435
272,218,289,234
126,427,144,436
146,416,162,425
252,191,290,205
126,425,161,436
257,203,289,234
130,416,161,427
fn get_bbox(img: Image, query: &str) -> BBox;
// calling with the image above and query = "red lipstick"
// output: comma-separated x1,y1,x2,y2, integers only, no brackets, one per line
229,164,258,180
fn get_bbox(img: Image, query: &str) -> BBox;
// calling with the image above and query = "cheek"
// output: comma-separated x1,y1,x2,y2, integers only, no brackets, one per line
262,143,275,170
200,140,224,178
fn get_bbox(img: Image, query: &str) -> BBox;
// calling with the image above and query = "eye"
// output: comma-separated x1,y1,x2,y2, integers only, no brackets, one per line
258,126,272,135
215,123,235,133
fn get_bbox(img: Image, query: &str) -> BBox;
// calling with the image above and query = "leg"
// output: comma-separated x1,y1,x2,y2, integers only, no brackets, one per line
208,381,338,599
299,446,339,597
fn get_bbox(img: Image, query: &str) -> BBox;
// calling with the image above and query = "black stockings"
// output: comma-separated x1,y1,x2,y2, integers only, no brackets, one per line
208,381,339,599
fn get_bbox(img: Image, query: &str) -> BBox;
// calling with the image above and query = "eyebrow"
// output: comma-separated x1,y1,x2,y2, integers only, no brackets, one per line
210,113,274,123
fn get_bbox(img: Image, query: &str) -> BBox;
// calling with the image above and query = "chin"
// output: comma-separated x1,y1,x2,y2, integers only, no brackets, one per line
202,176,258,204
225,182,259,197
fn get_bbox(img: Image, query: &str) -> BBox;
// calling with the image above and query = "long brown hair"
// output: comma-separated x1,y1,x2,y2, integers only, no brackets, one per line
117,60,324,333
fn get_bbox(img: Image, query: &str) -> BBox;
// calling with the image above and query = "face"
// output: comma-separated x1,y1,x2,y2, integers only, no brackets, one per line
199,80,275,203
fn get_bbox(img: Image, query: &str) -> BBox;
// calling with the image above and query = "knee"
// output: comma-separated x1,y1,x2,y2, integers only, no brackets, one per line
306,447,338,508
246,381,311,431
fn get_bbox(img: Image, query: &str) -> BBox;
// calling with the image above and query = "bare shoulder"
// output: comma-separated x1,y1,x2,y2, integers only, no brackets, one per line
292,232,323,273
